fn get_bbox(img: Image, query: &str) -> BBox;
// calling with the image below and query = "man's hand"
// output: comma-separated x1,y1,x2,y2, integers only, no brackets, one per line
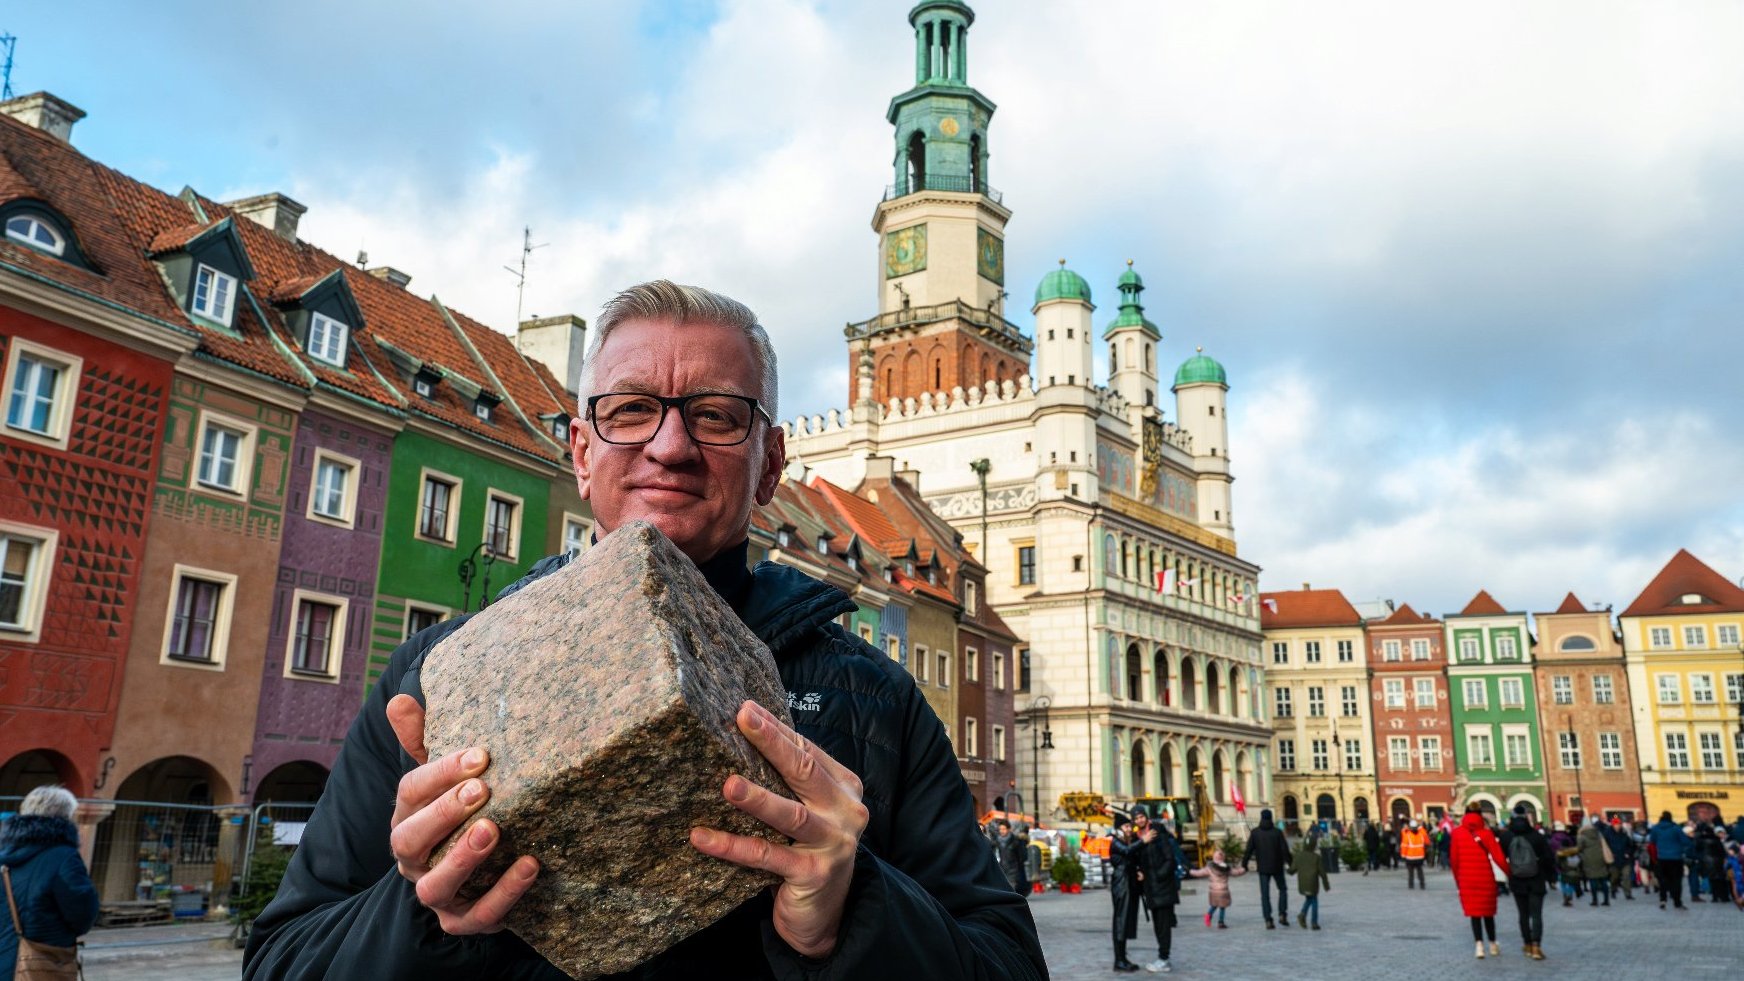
689,700,869,959
385,694,540,935
1139,828,1157,844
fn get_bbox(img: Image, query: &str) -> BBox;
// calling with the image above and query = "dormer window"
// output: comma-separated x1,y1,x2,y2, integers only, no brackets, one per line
412,368,440,399
777,529,791,547
474,399,493,422
307,313,349,367
816,535,829,556
192,264,238,326
847,554,859,572
4,214,65,256
1680,593,1706,605
904,560,915,576
550,415,570,441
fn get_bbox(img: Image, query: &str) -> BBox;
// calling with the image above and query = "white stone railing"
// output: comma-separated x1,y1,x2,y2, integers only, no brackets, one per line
780,374,1036,437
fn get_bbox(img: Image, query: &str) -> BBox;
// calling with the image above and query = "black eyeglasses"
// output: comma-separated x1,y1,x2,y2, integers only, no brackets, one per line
585,392,773,446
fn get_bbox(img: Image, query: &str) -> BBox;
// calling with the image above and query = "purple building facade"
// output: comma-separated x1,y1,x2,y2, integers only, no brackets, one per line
248,406,396,802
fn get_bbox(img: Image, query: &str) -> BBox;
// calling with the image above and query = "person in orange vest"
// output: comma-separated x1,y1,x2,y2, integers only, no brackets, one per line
1400,818,1430,889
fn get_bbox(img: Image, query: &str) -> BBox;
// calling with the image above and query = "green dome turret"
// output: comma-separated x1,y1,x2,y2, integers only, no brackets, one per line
1174,347,1227,387
1034,259,1093,306
1103,259,1159,339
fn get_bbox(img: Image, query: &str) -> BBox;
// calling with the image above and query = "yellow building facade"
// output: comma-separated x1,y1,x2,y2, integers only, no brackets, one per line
1620,549,1744,824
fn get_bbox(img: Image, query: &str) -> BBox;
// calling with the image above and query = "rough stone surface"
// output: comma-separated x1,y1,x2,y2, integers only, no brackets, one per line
422,521,793,979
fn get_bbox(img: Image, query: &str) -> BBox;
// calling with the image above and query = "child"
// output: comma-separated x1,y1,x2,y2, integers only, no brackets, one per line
1189,846,1248,928
1294,832,1331,929
1725,843,1744,911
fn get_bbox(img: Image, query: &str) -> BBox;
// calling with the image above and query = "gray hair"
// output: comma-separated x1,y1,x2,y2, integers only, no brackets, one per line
19,785,77,822
576,280,779,422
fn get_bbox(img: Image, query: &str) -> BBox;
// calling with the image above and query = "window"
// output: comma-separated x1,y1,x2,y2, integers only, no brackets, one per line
1592,675,1615,704
562,515,591,557
1690,673,1715,704
1718,624,1740,647
1649,626,1672,649
1305,641,1322,663
1383,640,1402,662
1598,732,1622,769
936,650,951,687
1656,674,1681,705
1696,730,1724,769
192,264,238,325
1274,686,1293,718
162,566,237,668
1665,732,1689,769
1414,678,1436,708
1725,673,1744,705
1384,679,1406,709
1500,678,1524,709
1016,545,1036,585
1552,675,1572,705
308,450,358,525
1345,740,1363,772
1271,641,1288,665
964,717,978,757
1467,731,1494,767
1411,638,1431,661
484,492,521,559
1337,639,1354,663
915,644,930,683
1389,737,1412,770
1558,731,1581,769
1459,636,1480,661
1307,686,1325,717
858,623,873,643
992,650,1006,690
307,313,349,367
1683,625,1707,649
1311,739,1329,770
550,416,570,441
1341,685,1359,717
887,635,901,662
1277,739,1296,771
1463,678,1487,708
965,580,977,616
4,214,65,255
1495,634,1518,660
413,375,435,398
965,646,979,683
0,525,56,640
404,604,446,640
474,399,493,422
1018,647,1030,691
418,470,460,543
4,340,81,446
1504,730,1531,767
1420,736,1443,770
992,724,1006,761
194,413,255,494
288,593,346,681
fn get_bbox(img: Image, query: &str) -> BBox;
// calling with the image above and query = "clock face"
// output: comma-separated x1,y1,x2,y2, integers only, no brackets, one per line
976,227,1004,285
884,224,928,279
939,116,960,137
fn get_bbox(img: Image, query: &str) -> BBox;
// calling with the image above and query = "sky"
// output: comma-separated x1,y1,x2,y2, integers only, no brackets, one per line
10,0,1743,620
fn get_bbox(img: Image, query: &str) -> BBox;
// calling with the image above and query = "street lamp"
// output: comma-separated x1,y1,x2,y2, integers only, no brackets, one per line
1565,713,1585,825
458,541,497,613
1026,696,1053,826
969,458,991,564
1330,719,1345,830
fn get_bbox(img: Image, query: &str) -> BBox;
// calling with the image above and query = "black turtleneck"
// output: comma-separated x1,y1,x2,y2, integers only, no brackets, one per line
695,538,753,611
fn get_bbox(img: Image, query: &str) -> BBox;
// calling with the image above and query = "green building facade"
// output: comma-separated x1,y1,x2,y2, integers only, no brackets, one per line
1445,591,1548,820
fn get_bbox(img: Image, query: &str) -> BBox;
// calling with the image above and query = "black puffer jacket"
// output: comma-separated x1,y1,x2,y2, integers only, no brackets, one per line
1242,812,1293,876
1131,830,1187,910
245,549,1046,980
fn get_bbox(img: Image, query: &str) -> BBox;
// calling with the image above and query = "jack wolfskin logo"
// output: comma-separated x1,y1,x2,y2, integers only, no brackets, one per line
786,691,823,712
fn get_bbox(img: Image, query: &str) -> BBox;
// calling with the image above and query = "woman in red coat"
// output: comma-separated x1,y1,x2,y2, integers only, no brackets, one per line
1449,803,1511,959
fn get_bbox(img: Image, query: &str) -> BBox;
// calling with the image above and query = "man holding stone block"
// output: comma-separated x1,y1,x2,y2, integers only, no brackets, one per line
245,281,1048,980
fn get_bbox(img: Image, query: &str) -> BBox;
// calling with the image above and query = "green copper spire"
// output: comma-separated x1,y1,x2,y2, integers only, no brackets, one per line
1103,259,1159,339
1034,258,1092,306
888,2,996,198
1174,347,1228,387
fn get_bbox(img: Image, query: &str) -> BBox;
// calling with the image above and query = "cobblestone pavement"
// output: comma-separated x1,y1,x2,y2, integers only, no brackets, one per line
79,921,240,980
1031,863,1743,979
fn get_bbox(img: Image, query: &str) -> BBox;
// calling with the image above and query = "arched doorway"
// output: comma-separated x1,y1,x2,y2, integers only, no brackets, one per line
1180,659,1198,710
1153,650,1169,706
1126,644,1143,701
1236,750,1254,808
94,756,230,904
0,749,79,798
1391,797,1412,823
1473,796,1500,824
1282,794,1299,822
1161,743,1178,796
1353,796,1370,827
1205,667,1221,715
1316,793,1337,821
1685,800,1721,824
1131,741,1149,798
252,761,329,804
1229,664,1243,719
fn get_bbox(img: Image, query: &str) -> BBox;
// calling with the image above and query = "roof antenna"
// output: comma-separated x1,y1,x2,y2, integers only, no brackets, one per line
1,34,17,100
504,226,548,326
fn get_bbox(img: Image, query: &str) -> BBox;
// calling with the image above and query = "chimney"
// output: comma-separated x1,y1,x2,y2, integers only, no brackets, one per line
367,266,414,290
895,463,921,493
517,314,587,396
0,92,86,143
863,455,896,481
226,192,308,241
1302,582,1311,590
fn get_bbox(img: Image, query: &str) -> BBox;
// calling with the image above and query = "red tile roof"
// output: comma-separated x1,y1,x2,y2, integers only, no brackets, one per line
1621,549,1744,618
1371,602,1437,627
1551,593,1586,616
1457,589,1509,616
0,148,48,203
145,220,215,255
1259,588,1362,629
811,477,909,556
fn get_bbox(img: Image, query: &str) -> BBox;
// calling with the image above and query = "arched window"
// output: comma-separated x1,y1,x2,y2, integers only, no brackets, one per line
1205,666,1221,715
1144,342,1152,365
1110,344,1118,370
1154,650,1170,706
1282,794,1299,822
1121,539,1130,579
4,214,66,256
1126,644,1143,701
933,359,942,390
1131,741,1148,797
1180,659,1198,710
906,132,926,192
1558,635,1596,652
970,134,983,192
1316,794,1337,820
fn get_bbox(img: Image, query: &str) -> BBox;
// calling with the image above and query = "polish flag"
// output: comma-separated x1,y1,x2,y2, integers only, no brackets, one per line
1155,569,1175,593
1262,598,1279,614
1231,782,1246,814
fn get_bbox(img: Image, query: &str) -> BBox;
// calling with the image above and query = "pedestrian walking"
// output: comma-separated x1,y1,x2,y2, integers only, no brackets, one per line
1692,822,1725,904
1449,802,1510,959
1240,809,1293,930
1434,821,1452,871
1292,833,1331,929
1188,846,1246,929
1108,816,1142,972
0,785,98,979
1632,821,1655,893
1383,823,1399,869
1318,825,1338,877
1548,823,1579,906
1131,817,1189,974
1576,817,1612,906
1363,823,1380,874
993,819,1029,896
1497,803,1555,960
1602,819,1635,900
1648,811,1688,909
1400,819,1429,889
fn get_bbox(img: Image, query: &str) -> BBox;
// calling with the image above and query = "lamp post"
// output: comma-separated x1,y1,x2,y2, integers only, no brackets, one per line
969,458,991,564
1330,719,1345,830
458,541,497,613
1026,696,1053,826
1565,713,1585,824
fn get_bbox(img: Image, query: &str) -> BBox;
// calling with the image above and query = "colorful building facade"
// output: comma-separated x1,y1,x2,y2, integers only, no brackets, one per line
1366,604,1456,824
1534,593,1644,824
1444,590,1547,820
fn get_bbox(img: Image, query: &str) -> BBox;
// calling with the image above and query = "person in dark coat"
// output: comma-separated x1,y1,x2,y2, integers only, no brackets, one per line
1108,816,1141,972
1449,803,1510,959
244,283,1047,980
993,820,1028,896
1575,818,1612,906
1363,823,1381,874
1647,811,1688,909
0,786,99,978
1691,823,1725,903
1496,803,1555,960
1131,817,1188,974
1240,809,1293,929
1601,820,1635,900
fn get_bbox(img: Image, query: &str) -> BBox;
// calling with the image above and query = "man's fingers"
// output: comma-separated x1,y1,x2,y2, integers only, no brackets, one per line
387,694,429,765
690,826,805,881
413,818,501,908
393,747,489,827
392,774,491,870
737,701,861,800
439,856,541,935
721,774,824,845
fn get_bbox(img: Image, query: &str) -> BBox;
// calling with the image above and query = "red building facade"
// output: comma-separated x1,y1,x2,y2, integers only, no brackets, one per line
1534,593,1644,824
1366,604,1458,824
